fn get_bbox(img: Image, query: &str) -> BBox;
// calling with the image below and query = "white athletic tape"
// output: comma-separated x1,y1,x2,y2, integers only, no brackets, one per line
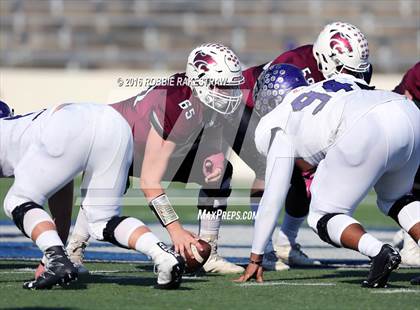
238,281,336,287
371,289,420,294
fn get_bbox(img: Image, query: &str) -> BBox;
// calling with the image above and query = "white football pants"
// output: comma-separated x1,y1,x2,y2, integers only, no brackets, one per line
4,103,133,240
308,99,420,229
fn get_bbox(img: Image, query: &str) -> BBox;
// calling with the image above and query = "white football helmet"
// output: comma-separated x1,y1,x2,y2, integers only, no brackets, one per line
186,43,244,114
313,22,370,78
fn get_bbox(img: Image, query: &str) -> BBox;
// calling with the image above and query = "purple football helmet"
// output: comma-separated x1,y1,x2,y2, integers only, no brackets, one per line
253,64,308,117
0,100,13,118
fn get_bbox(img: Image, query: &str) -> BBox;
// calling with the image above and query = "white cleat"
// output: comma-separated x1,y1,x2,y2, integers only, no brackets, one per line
274,243,321,266
154,243,185,289
400,233,420,266
262,251,290,271
66,235,90,275
201,235,244,274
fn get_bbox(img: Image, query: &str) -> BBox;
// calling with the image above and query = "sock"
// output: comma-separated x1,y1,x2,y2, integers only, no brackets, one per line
114,217,146,248
112,217,165,260
23,208,63,252
278,213,305,246
358,233,383,257
134,232,163,260
198,199,225,236
36,230,64,252
71,209,91,241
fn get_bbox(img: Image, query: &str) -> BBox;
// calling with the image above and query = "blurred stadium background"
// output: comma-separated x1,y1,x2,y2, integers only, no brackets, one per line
1,0,418,184
0,0,419,111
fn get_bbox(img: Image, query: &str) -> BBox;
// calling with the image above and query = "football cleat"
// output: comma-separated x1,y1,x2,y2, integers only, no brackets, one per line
23,246,78,290
201,235,244,274
399,233,420,266
262,251,290,271
154,243,185,289
274,243,321,266
66,235,90,275
362,244,401,288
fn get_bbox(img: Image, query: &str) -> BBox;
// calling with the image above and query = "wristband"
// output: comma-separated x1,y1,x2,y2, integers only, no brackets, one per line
149,194,179,226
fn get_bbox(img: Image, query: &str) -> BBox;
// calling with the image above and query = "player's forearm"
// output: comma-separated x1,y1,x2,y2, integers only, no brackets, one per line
251,134,294,254
139,178,165,202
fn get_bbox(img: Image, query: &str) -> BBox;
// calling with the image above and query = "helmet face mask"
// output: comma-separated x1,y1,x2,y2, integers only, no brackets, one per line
313,22,370,79
206,84,242,114
186,43,244,115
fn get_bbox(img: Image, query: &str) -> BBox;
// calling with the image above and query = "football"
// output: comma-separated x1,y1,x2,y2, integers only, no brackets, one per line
184,239,212,273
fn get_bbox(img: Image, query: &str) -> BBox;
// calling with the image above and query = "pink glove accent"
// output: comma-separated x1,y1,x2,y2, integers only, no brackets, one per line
203,152,225,177
302,171,315,199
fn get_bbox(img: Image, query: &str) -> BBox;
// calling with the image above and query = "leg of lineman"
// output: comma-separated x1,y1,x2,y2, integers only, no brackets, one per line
73,105,185,289
395,167,420,267
308,102,419,288
2,105,96,289
275,166,321,266
198,162,245,274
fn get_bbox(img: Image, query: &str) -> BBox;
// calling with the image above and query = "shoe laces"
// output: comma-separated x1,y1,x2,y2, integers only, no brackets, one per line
68,240,88,260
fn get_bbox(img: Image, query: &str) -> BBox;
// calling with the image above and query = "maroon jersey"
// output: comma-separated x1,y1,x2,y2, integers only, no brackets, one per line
394,62,420,102
241,44,324,108
112,72,219,175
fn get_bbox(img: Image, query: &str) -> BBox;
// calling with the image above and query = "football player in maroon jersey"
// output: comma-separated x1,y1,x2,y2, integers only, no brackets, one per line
392,62,420,272
215,22,372,270
59,43,247,275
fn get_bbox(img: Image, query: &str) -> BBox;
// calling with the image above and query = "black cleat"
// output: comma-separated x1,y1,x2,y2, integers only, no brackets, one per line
362,244,401,288
154,242,185,290
23,246,78,290
411,276,420,285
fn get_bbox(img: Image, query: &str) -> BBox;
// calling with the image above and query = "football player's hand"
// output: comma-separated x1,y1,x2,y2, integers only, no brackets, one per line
167,222,203,259
302,169,316,199
233,253,264,283
203,152,224,183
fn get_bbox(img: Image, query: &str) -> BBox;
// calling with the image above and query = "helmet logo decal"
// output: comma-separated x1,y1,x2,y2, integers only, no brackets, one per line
330,32,353,55
193,51,216,72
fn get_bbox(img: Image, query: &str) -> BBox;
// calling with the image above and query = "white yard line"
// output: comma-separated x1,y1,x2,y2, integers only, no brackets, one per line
238,281,336,287
371,289,420,294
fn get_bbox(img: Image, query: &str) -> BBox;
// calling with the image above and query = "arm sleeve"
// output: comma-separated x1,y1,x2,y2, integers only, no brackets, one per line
251,131,295,254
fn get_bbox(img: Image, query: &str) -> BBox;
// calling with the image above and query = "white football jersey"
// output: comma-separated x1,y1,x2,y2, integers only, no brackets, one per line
255,74,404,166
0,109,48,177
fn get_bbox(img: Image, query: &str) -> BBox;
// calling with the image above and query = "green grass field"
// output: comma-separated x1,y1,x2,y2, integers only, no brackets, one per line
2,177,418,310
0,261,419,310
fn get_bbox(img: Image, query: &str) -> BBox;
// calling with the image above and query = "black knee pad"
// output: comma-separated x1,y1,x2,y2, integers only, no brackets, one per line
388,194,417,225
102,216,130,249
316,213,343,248
11,202,44,238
